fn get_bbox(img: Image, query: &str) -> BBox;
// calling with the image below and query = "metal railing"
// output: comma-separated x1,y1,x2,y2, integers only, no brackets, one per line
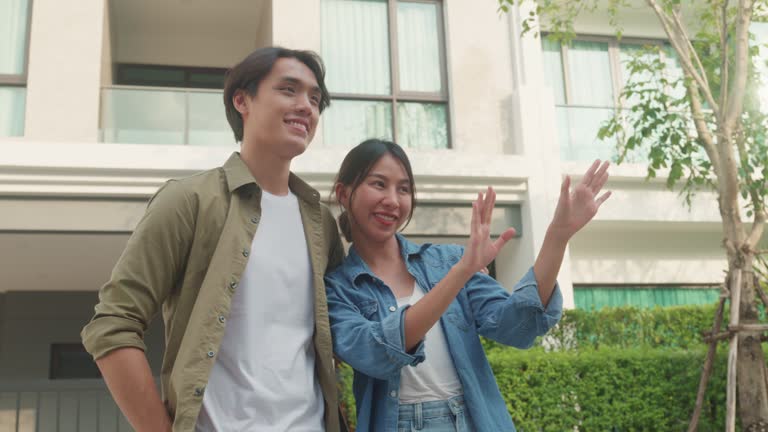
0,380,136,431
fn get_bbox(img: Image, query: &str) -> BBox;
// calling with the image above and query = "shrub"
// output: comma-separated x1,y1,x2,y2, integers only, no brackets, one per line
483,304,721,352
490,347,728,431
339,304,741,431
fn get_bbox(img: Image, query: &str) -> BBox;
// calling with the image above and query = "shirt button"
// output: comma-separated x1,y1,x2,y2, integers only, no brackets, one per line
388,306,396,312
207,350,215,358
218,315,226,324
390,391,397,398
194,387,204,397
251,216,259,224
242,249,250,257
229,281,238,291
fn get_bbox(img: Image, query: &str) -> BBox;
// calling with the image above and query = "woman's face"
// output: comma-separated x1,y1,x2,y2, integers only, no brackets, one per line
341,153,414,246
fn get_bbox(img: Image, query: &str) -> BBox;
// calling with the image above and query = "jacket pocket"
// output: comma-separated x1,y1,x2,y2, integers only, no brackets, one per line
355,300,379,320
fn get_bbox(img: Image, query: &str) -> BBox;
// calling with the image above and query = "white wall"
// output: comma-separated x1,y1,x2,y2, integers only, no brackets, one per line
101,0,113,86
443,1,516,154
24,0,106,142
570,222,728,284
116,34,256,69
111,0,269,68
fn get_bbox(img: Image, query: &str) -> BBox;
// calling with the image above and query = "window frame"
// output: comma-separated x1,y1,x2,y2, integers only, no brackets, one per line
325,0,452,148
545,34,686,162
550,34,675,110
115,63,228,89
0,0,33,87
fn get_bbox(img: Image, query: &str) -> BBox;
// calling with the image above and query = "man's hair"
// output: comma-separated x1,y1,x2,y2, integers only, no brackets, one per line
223,47,331,142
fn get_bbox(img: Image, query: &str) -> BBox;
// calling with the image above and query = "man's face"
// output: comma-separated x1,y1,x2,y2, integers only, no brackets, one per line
236,57,322,159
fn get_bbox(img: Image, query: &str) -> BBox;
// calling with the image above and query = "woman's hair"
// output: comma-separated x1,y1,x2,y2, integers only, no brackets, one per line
332,139,416,242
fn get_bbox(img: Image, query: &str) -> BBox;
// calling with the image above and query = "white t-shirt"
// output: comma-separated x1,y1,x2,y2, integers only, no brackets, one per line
396,282,464,403
196,190,324,431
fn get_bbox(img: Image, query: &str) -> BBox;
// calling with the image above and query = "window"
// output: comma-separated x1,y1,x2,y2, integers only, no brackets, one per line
752,22,768,112
542,37,683,162
49,343,102,379
321,0,449,149
116,64,227,89
0,0,31,137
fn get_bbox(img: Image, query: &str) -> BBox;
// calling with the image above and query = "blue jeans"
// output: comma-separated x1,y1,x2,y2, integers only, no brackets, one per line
397,395,475,432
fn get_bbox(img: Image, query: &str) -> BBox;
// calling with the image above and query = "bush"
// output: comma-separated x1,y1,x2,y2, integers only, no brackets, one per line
482,304,721,352
339,304,739,431
489,347,728,431
339,347,730,431
338,361,356,428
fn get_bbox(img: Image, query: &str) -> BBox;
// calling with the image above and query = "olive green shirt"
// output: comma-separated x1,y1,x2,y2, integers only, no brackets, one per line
81,152,344,432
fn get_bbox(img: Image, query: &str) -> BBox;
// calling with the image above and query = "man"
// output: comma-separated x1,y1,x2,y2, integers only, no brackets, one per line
81,47,345,431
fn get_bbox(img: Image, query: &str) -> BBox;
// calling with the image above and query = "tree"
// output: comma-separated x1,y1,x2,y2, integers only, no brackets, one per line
497,0,768,429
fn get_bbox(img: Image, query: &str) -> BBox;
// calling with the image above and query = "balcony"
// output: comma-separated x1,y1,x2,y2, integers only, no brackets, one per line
99,86,233,146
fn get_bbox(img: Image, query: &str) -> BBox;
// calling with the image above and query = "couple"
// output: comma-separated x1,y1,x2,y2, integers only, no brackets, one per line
81,46,610,432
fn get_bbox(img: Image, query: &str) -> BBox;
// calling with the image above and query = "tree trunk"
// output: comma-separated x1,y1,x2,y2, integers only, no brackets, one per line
735,257,768,429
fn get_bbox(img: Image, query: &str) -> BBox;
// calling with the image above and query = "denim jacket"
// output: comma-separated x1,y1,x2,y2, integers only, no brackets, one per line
325,234,563,432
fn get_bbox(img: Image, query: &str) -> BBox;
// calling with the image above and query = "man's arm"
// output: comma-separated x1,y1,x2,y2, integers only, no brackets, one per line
82,180,197,430
96,348,172,431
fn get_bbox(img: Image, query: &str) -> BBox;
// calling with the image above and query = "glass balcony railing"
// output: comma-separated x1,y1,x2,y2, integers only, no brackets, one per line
556,105,653,163
0,85,25,137
100,86,233,146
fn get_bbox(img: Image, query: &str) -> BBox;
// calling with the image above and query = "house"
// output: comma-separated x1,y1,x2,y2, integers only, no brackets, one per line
1,0,763,429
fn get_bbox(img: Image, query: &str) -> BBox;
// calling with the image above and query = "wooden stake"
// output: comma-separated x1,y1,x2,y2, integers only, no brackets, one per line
688,295,728,432
726,269,742,432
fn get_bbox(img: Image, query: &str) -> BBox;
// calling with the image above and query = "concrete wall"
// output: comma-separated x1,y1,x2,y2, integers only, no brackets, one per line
444,1,517,154
100,0,113,86
112,1,269,68
570,222,728,284
0,291,163,379
24,0,106,142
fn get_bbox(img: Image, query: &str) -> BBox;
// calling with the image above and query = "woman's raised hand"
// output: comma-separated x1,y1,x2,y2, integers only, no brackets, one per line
549,159,611,242
458,187,516,275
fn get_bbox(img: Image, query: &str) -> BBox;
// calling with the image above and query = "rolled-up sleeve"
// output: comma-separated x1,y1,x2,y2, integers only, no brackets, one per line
326,277,425,380
468,266,563,349
81,180,196,359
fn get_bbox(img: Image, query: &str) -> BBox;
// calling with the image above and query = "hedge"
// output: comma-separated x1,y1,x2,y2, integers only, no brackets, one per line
338,304,746,431
340,347,730,431
489,347,729,431
482,303,723,352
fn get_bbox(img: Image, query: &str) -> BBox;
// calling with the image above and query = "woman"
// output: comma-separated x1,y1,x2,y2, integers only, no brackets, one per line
325,139,610,431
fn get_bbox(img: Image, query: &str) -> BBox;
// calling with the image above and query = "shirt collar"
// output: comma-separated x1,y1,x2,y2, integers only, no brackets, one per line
345,233,426,284
222,152,320,203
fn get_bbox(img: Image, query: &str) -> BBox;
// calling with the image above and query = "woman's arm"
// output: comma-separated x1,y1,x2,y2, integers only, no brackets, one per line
326,276,427,380
402,187,515,350
450,160,610,347
464,269,563,348
533,160,611,306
